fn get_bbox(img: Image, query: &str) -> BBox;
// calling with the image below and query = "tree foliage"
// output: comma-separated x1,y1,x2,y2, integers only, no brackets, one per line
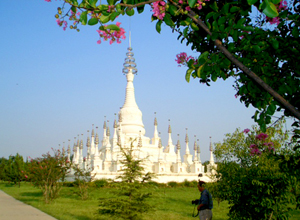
0,154,26,187
98,142,154,220
214,120,298,219
26,149,70,204
45,0,300,131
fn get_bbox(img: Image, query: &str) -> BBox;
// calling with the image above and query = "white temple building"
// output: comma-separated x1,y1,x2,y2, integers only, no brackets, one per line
64,47,216,183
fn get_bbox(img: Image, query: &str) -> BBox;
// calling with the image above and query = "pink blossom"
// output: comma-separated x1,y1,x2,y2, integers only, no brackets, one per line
243,129,250,134
152,1,166,20
178,0,183,3
185,6,191,11
63,21,68,31
196,0,203,10
175,52,188,66
249,144,262,156
268,146,275,152
267,17,280,25
256,133,268,141
278,0,287,10
107,5,113,12
96,23,126,45
45,0,51,2
25,175,28,179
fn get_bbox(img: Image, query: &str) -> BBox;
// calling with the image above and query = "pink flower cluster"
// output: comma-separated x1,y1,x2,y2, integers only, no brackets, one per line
250,144,262,156
152,1,166,20
256,133,268,141
96,22,126,44
243,128,250,134
175,52,197,67
56,19,68,31
247,132,275,156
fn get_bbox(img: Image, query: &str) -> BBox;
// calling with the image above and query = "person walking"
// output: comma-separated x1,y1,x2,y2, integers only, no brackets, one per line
197,181,213,220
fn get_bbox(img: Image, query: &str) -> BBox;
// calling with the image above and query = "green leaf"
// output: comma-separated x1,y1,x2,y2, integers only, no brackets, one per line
137,5,145,14
116,4,122,12
88,0,98,7
221,3,230,14
110,12,120,21
197,64,205,78
79,11,88,25
126,8,135,16
211,72,218,82
188,0,197,8
88,17,98,25
292,26,299,38
266,103,276,115
185,69,193,83
262,1,278,18
247,0,258,4
168,5,177,16
105,24,120,31
183,27,189,37
190,22,199,31
211,32,218,41
71,0,78,6
198,51,209,61
271,39,279,49
71,6,77,13
163,14,174,27
210,1,219,12
156,20,162,34
107,0,114,5
100,15,110,23
218,16,226,26
271,0,281,4
252,45,261,54
230,6,240,13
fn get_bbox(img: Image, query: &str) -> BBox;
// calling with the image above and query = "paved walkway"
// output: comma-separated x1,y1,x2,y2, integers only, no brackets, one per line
0,190,57,220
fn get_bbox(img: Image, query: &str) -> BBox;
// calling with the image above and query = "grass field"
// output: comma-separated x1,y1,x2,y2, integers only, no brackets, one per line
0,182,299,220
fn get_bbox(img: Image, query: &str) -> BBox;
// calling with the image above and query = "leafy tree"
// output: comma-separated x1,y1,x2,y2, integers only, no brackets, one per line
0,157,8,181
0,154,26,187
27,149,71,204
98,142,154,220
72,163,95,200
214,120,297,219
44,0,300,131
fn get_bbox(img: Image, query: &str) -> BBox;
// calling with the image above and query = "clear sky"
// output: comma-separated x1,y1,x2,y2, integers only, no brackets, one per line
0,0,281,162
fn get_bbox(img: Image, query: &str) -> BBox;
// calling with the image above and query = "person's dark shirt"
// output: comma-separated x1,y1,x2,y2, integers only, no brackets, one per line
199,189,213,210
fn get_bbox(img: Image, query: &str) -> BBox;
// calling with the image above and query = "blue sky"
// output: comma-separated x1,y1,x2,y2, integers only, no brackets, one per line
0,0,281,162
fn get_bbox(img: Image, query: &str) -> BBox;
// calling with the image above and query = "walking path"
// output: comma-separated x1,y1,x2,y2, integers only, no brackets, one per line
0,190,57,220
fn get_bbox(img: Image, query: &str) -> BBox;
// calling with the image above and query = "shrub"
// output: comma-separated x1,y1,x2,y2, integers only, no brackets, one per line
27,149,70,204
167,181,178,188
93,179,109,188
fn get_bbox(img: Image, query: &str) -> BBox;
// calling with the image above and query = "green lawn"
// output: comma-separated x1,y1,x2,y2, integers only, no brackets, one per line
0,182,299,220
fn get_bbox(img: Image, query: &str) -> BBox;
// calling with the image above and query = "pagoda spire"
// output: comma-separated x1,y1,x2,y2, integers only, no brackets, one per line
209,136,215,165
167,119,173,147
152,112,159,146
193,135,198,162
118,46,145,136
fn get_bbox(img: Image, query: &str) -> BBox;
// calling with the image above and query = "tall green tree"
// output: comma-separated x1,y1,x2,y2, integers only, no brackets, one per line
1,154,26,187
98,142,154,220
214,120,297,219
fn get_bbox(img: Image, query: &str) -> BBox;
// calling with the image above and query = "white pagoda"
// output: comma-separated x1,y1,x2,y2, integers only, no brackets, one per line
65,47,216,183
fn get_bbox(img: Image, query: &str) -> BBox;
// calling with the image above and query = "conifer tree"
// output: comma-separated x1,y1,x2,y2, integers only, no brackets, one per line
98,142,154,220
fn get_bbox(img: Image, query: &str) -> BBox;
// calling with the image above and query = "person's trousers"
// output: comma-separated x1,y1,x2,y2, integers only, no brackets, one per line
199,209,212,220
